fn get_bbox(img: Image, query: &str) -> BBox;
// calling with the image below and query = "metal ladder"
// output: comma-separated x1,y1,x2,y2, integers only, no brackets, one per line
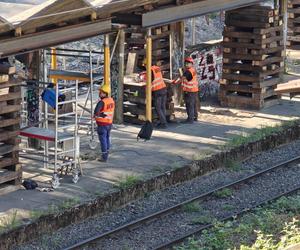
52,80,80,189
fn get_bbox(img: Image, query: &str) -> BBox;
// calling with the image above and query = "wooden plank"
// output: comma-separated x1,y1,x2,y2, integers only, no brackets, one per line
225,19,271,28
222,73,260,82
252,77,281,88
221,84,262,93
0,144,18,155
126,52,138,75
223,63,267,72
275,80,300,94
0,75,9,83
0,19,111,58
0,169,21,185
0,105,20,115
0,92,21,102
0,131,19,142
0,118,20,129
223,41,267,49
252,56,284,66
0,65,16,75
0,156,19,169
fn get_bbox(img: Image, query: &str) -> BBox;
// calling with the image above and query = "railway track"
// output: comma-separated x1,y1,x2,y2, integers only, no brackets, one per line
65,155,300,250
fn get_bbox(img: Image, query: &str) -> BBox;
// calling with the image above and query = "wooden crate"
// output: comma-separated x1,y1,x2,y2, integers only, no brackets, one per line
0,71,22,190
220,5,283,109
287,0,300,49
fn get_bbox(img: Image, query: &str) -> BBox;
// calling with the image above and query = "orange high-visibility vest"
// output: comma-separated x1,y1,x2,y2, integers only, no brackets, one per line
182,67,199,93
95,97,115,125
151,66,166,92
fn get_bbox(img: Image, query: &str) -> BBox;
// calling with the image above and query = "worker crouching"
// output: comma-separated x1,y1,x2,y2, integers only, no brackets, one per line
173,57,199,123
94,85,115,162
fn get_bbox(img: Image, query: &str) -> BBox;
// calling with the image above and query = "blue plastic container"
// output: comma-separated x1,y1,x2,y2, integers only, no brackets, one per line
41,89,64,109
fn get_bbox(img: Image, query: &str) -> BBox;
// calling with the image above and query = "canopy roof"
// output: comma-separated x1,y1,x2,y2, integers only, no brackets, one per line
0,0,264,57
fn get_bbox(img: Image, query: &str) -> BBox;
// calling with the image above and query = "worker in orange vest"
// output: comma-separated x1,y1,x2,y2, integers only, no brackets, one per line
94,85,115,162
141,59,168,129
173,57,199,123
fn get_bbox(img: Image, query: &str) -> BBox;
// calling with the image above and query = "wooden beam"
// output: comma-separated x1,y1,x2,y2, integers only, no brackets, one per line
142,0,260,27
115,29,125,124
0,19,111,58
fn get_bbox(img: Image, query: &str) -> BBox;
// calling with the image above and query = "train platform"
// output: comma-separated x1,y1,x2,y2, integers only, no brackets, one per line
1,75,300,226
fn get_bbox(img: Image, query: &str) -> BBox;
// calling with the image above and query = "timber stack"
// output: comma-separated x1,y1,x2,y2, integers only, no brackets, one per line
123,25,174,124
0,63,22,191
219,5,284,109
287,0,300,49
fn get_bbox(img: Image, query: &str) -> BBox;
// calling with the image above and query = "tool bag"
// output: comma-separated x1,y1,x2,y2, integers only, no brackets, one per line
137,121,153,141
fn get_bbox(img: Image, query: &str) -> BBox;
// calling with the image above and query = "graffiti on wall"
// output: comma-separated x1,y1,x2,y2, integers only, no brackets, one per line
189,45,222,99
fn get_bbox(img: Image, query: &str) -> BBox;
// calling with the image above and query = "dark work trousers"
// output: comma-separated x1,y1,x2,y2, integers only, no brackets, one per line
153,88,167,125
184,92,198,122
97,124,112,161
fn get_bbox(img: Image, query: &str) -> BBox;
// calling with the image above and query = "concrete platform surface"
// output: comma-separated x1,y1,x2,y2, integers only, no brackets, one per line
1,76,300,228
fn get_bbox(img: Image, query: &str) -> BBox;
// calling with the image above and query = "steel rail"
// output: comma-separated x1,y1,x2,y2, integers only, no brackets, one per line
64,155,300,250
155,185,300,250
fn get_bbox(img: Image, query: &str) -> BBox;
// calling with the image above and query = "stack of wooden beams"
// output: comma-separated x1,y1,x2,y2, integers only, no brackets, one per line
287,0,300,49
126,25,171,77
124,25,174,124
123,77,174,124
219,5,284,109
0,64,22,190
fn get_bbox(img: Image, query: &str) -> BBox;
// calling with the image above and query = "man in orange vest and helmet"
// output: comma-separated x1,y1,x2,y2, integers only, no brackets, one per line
94,85,115,162
141,59,168,129
173,57,199,123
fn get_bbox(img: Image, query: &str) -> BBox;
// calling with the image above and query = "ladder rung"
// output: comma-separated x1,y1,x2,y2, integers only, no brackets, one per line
60,87,76,93
58,100,76,105
58,124,75,130
57,149,76,156
58,112,76,118
58,136,74,142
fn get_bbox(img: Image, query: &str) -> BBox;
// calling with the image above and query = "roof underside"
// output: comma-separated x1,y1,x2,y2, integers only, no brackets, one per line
0,0,266,57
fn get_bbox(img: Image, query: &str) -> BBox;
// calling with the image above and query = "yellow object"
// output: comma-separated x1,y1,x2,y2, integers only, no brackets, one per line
146,29,152,122
142,58,147,66
100,84,111,94
51,48,57,85
104,34,111,96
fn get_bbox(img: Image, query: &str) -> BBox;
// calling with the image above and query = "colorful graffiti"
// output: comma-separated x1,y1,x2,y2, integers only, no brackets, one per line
189,45,222,99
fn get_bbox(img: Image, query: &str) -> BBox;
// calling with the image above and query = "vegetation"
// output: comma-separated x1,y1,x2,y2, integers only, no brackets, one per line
214,188,233,198
191,215,215,225
176,193,300,250
115,175,141,189
0,210,20,233
224,120,299,149
225,159,241,172
183,202,201,213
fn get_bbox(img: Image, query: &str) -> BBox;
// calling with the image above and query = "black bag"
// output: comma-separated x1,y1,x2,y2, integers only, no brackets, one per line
22,179,38,190
137,121,153,141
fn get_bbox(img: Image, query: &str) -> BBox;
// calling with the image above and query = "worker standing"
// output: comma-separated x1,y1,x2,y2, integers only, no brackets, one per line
173,57,199,123
141,60,168,129
94,85,115,162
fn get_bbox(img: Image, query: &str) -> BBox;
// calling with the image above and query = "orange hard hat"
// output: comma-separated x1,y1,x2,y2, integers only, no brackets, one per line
185,57,194,64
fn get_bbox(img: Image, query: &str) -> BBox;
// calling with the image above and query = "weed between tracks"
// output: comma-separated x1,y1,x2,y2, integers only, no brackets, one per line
176,193,300,250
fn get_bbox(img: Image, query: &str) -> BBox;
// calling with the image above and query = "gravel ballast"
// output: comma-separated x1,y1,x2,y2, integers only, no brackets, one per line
15,140,300,250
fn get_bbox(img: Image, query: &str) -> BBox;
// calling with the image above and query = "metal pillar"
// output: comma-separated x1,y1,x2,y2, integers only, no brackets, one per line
51,48,57,85
146,28,152,122
104,34,111,96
